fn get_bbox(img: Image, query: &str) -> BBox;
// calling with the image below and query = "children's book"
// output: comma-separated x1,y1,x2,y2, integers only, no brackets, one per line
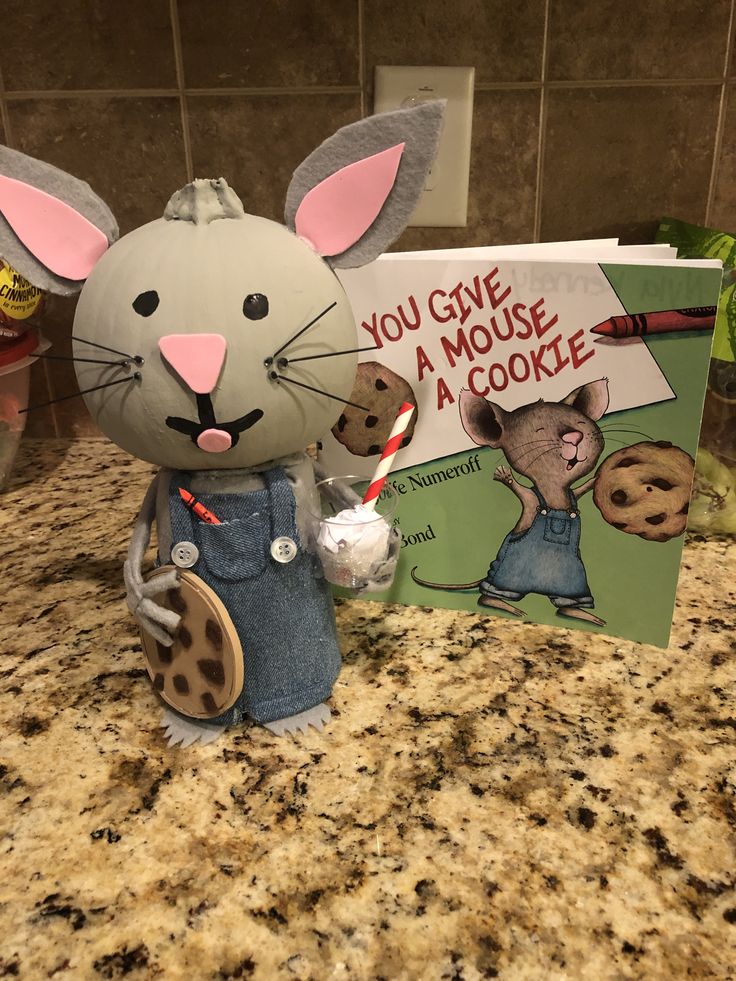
318,243,722,647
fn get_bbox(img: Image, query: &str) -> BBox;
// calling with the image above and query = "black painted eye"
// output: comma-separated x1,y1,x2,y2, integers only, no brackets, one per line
132,290,159,317
243,293,269,321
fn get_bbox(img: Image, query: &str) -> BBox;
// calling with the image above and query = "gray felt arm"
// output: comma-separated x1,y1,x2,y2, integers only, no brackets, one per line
123,474,181,646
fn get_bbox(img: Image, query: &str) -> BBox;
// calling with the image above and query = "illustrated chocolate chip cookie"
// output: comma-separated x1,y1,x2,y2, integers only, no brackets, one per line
139,567,243,718
593,441,694,542
332,361,417,456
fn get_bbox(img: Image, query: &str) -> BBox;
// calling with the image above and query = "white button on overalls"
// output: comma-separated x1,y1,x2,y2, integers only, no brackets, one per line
270,536,297,563
171,541,199,568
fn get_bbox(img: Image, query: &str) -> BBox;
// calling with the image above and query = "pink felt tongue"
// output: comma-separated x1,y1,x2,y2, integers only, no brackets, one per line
197,428,232,453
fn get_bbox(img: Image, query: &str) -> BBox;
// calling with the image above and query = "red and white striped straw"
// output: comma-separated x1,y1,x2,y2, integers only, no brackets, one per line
362,401,415,510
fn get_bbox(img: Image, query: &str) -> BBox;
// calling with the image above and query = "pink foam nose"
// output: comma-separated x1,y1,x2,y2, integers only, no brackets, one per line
197,428,232,453
158,333,227,394
562,430,583,446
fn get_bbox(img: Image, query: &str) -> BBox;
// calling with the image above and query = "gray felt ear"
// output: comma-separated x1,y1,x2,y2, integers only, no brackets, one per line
0,144,118,295
284,101,444,269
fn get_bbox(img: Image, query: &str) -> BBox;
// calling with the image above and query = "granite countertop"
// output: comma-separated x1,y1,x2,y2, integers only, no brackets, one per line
1,439,735,980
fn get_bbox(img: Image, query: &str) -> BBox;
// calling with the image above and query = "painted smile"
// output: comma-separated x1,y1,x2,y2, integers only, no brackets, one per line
564,452,587,471
166,394,263,453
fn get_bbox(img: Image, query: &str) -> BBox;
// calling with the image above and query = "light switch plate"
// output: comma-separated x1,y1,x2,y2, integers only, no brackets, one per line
374,65,474,227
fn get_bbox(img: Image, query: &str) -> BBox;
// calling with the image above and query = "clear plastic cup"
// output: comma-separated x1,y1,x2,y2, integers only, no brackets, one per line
303,475,398,588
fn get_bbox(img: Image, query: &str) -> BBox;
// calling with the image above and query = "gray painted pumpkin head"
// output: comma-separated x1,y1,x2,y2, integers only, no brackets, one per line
0,103,444,470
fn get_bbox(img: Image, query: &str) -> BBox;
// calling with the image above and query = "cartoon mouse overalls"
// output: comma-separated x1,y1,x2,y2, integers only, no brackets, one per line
480,486,595,609
167,466,341,724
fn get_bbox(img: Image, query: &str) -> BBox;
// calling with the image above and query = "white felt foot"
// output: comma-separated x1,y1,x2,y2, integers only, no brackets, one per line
264,703,331,737
160,709,227,747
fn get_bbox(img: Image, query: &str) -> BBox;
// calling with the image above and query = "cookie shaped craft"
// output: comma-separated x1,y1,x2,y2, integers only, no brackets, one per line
1,102,443,745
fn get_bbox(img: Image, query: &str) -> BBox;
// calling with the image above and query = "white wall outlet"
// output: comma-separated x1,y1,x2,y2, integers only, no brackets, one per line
374,65,474,227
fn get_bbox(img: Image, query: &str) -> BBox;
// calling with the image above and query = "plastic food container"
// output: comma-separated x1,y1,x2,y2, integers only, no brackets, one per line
0,327,43,491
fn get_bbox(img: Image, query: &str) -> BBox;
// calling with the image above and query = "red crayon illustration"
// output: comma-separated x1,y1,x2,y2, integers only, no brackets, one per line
591,306,716,338
178,487,221,525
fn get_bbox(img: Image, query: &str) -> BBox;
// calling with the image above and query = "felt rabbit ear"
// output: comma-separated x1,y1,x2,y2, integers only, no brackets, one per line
0,145,118,296
284,101,444,269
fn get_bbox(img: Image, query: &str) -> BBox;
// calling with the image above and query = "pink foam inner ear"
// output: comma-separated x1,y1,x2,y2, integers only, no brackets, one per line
0,174,108,281
295,142,405,258
158,334,227,394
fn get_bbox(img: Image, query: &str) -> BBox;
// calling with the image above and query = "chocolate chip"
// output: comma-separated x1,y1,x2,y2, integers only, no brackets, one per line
156,641,172,665
198,659,225,688
401,436,411,447
167,589,187,614
655,440,673,448
178,625,192,649
649,478,675,491
611,489,628,505
365,415,378,428
367,444,380,455
375,378,388,391
201,692,218,714
615,457,638,468
612,521,628,530
205,619,223,652
173,675,189,694
153,673,164,691
678,502,689,515
645,513,666,525
337,414,347,433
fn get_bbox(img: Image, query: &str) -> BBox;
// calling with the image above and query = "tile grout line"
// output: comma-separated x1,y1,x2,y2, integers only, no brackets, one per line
3,86,364,100
2,79,728,101
358,0,366,117
169,0,193,182
532,0,551,244
705,0,736,225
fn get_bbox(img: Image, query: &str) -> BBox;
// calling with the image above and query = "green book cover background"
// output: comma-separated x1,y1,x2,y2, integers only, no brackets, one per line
329,262,721,649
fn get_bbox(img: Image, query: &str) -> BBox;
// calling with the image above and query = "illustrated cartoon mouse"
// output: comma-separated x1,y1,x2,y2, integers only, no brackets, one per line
0,102,443,744
412,379,609,625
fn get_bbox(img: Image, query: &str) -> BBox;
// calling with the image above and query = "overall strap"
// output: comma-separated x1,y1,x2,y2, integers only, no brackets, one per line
262,466,299,542
531,484,547,510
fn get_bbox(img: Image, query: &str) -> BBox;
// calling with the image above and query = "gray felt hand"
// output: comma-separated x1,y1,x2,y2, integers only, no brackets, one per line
123,560,182,646
353,525,401,594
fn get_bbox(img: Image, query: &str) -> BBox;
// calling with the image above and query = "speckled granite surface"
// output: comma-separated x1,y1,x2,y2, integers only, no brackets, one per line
1,439,735,980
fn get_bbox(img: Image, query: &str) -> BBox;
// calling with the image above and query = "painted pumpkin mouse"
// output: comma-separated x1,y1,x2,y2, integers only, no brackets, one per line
0,103,443,744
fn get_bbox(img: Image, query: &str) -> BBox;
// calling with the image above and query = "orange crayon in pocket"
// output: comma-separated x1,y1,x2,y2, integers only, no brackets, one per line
178,487,221,524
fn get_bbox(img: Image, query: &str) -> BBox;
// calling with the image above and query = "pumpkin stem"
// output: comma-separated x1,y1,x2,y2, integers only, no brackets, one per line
164,178,245,224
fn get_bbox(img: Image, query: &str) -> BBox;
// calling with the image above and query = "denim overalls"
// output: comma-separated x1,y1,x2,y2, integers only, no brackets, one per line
480,485,594,609
167,466,341,724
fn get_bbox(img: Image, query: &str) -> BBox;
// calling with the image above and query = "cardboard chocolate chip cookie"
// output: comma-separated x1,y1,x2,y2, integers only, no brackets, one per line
140,567,243,718
332,361,417,456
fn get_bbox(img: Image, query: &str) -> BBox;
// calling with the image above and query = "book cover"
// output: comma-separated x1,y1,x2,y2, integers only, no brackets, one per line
319,253,722,647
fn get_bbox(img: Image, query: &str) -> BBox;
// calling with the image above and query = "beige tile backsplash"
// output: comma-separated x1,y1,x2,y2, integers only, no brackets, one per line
3,0,736,438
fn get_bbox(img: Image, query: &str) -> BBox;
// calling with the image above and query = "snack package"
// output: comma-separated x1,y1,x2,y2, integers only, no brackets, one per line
657,218,736,534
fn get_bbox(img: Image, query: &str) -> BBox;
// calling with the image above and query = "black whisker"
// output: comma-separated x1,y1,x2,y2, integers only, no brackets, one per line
524,446,560,469
33,353,130,367
19,373,141,413
273,373,368,411
72,334,143,363
283,345,379,364
270,301,337,359
600,426,652,439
